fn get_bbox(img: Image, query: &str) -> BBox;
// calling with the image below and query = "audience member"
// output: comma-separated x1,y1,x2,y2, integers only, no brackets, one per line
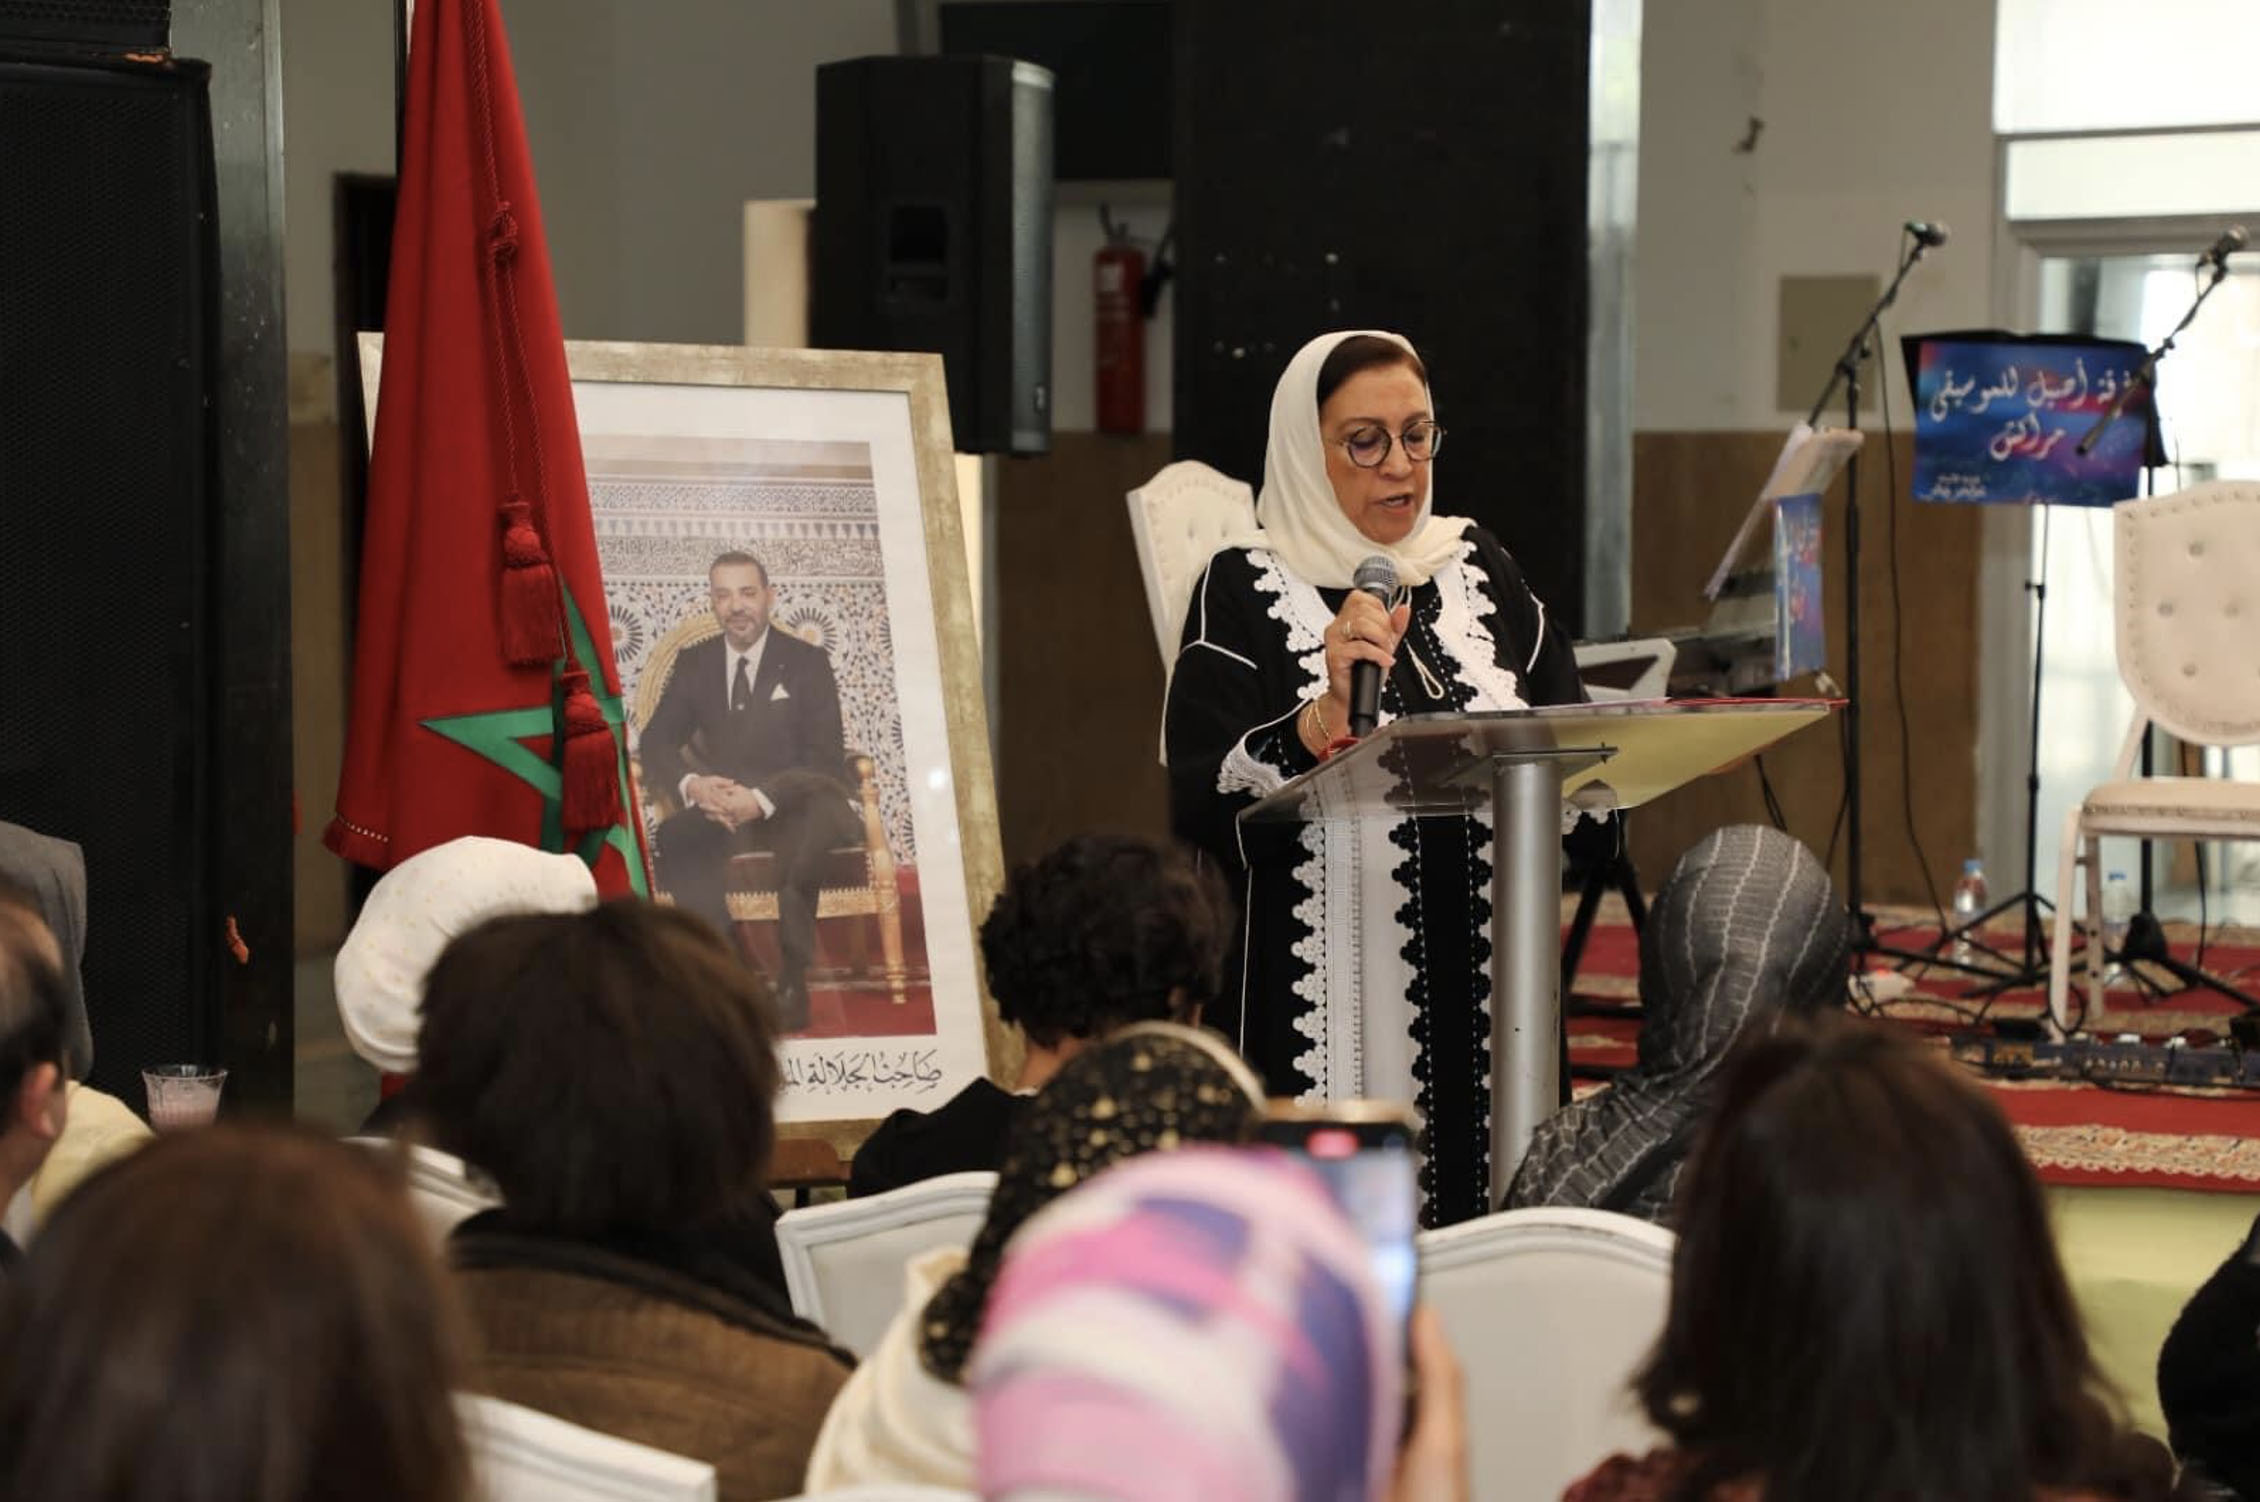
2157,1212,2260,1501
805,1022,1266,1492
0,1124,473,1502
968,1146,1470,1502
333,835,598,1135
415,899,850,1502
1508,824,1847,1221
1566,1020,2169,1502
0,822,92,1077
849,833,1234,1197
0,890,73,1264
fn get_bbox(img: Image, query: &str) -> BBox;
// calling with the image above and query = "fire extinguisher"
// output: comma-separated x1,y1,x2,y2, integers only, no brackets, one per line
1094,207,1146,435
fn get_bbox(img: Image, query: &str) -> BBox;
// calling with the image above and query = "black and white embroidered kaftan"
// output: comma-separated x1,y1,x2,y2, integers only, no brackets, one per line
1164,524,1585,1225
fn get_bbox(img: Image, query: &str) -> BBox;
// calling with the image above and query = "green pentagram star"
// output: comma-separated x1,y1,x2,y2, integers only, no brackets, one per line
419,585,650,895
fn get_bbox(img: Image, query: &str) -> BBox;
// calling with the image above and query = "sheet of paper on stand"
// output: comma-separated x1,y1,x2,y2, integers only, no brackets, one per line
1703,424,1864,601
1574,423,1862,698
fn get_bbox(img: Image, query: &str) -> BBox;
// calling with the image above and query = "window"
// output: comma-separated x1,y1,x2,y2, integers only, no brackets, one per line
1996,0,2260,135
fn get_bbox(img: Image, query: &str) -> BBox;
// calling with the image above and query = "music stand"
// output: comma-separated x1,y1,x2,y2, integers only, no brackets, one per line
1899,331,2159,993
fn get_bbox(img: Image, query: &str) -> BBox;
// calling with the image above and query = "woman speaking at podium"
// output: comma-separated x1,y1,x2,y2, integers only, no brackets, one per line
1165,330,1585,1225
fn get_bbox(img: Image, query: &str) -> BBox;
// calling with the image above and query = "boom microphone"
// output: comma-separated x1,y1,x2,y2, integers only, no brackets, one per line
2203,225,2249,267
1346,554,1398,739
1904,220,1951,249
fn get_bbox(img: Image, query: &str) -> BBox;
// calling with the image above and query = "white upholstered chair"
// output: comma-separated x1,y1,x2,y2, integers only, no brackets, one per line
775,1170,995,1356
458,1392,716,1502
1125,459,1259,667
2048,482,2260,1033
344,1138,499,1247
1418,1207,1673,1502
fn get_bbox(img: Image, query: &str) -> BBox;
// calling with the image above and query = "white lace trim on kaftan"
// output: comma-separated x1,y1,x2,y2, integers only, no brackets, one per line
1229,548,1419,1105
1433,541,1530,715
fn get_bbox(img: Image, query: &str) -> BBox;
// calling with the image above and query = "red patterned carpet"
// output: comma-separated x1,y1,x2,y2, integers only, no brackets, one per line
1565,897,2260,1192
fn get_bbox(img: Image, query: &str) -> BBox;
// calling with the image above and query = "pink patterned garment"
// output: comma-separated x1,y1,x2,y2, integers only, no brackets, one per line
969,1147,1401,1502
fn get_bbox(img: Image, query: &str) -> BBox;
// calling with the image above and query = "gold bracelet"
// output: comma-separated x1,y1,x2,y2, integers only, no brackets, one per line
1304,696,1333,748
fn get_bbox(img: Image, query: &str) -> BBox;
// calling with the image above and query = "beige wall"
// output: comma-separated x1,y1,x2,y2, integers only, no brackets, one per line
1635,0,1996,431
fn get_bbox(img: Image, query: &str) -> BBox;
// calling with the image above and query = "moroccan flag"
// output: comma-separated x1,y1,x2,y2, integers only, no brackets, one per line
325,0,647,895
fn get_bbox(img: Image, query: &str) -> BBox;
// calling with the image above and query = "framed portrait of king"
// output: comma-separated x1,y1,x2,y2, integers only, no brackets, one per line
359,337,1009,1155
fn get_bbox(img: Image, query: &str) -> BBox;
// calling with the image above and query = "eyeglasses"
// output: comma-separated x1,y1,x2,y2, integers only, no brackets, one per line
1335,421,1446,469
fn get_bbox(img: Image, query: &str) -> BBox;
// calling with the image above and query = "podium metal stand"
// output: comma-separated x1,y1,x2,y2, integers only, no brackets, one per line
1241,699,1833,1206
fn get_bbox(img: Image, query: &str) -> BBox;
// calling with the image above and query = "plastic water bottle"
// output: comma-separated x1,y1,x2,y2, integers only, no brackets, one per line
2101,871,2134,983
1951,859,1988,966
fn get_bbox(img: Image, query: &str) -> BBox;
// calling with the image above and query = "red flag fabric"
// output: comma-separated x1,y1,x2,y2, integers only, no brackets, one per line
325,0,648,896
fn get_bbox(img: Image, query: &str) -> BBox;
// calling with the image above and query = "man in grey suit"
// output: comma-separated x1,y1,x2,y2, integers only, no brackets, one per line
641,553,860,1031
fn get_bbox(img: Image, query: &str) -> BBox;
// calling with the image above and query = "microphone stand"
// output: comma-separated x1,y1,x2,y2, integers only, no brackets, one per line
2069,248,2260,1013
2074,251,2229,458
1802,230,1990,976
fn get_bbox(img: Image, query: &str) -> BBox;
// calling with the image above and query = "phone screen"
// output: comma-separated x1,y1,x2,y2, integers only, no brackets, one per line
1260,1116,1419,1333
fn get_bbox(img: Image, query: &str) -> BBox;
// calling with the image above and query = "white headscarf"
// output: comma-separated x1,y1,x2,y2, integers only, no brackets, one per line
1244,330,1471,589
332,836,600,1074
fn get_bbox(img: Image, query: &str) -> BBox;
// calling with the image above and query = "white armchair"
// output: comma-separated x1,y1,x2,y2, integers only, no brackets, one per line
458,1392,716,1502
1125,459,1259,668
1418,1207,1673,1502
344,1137,499,1248
775,1170,995,1356
2048,482,2260,1033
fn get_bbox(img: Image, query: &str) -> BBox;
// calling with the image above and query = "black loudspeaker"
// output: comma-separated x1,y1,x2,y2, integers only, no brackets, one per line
814,54,1055,456
1174,1,1593,629
0,53,221,1102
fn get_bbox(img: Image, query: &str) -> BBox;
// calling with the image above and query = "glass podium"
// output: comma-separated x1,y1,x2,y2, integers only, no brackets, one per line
1242,699,1834,1206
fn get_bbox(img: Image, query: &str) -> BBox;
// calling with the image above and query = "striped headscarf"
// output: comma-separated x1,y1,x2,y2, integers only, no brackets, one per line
1506,824,1849,1222
969,1147,1401,1502
918,1022,1265,1383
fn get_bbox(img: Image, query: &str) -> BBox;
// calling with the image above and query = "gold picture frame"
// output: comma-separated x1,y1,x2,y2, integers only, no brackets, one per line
358,335,1011,1164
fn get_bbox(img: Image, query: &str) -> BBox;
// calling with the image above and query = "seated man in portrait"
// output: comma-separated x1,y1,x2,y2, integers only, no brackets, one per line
641,551,860,1031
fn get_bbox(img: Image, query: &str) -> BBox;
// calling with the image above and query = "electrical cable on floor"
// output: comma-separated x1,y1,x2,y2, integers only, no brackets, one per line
1756,754,1789,831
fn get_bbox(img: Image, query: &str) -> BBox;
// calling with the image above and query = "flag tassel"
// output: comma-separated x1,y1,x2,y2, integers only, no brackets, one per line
497,496,558,666
559,669,620,832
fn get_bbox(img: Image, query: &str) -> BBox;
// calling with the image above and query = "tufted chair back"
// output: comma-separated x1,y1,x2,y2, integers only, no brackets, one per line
2116,483,2260,749
1125,460,1259,668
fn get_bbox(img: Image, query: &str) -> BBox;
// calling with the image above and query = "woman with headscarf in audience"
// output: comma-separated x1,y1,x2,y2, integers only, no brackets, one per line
805,1021,1267,1492
414,900,850,1502
1163,330,1588,1225
2157,1212,2260,1500
332,834,598,1136
0,1124,474,1502
1507,824,1847,1222
1564,1020,2170,1502
969,1146,1471,1502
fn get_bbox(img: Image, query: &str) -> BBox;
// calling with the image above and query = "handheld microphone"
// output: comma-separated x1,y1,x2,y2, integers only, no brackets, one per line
1904,220,1951,249
1346,554,1398,739
2202,225,2249,267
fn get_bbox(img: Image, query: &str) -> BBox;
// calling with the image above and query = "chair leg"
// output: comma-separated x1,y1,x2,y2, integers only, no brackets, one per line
1559,860,1611,1001
853,759,911,1006
2048,805,2086,1036
1616,857,1648,932
2084,824,2106,1024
